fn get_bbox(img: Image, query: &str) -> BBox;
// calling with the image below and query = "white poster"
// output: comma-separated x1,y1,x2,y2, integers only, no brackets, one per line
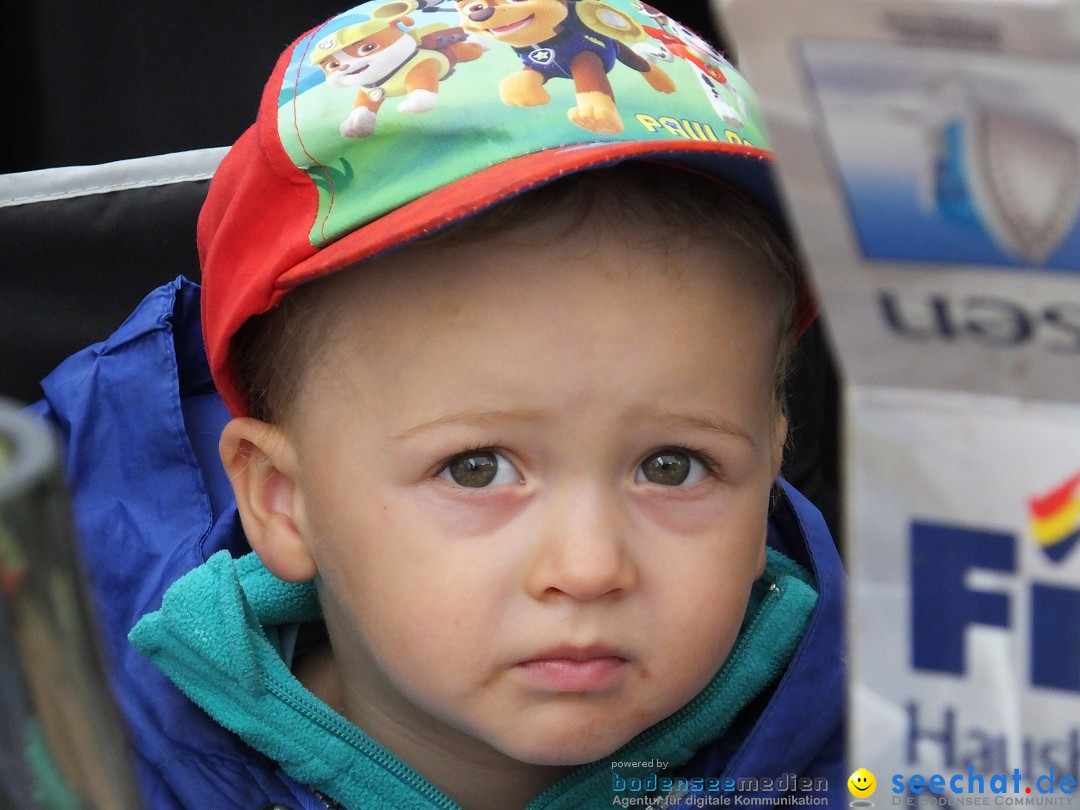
849,387,1080,799
717,0,1080,404
716,0,1080,800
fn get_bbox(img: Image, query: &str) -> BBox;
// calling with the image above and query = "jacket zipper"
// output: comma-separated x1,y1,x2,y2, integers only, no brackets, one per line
267,680,461,809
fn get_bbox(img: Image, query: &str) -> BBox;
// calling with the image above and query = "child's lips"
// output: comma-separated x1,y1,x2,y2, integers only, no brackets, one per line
514,645,628,692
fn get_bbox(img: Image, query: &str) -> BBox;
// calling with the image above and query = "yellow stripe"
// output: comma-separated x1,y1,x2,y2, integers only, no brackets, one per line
1031,498,1080,545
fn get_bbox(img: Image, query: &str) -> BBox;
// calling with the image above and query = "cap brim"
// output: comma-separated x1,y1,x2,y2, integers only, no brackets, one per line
274,139,781,292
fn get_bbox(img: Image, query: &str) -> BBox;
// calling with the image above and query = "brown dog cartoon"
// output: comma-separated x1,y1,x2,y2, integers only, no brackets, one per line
455,0,675,134
312,1,486,138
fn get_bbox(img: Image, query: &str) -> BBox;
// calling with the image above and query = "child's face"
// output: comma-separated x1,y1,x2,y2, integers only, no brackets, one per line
266,213,786,767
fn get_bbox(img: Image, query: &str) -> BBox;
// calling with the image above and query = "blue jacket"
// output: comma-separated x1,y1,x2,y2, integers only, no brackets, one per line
31,278,846,809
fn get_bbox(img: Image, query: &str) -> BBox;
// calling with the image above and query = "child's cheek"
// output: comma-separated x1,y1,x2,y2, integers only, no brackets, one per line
629,485,734,537
411,483,533,539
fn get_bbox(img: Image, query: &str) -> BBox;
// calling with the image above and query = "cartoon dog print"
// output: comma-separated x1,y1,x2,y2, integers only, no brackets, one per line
633,1,746,127
312,0,486,138
455,0,676,134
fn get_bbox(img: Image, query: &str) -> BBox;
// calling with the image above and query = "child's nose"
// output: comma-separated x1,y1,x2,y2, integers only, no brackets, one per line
524,487,638,602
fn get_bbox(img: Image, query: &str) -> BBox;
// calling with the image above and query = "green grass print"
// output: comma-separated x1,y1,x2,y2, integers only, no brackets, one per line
309,157,355,197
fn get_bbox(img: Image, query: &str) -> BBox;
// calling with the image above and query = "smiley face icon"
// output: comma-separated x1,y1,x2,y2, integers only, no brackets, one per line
848,768,877,798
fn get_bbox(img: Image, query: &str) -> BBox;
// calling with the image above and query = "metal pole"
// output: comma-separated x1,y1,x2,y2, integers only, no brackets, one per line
0,399,143,810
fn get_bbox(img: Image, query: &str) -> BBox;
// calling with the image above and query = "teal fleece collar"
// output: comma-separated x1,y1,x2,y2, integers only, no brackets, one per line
130,548,816,810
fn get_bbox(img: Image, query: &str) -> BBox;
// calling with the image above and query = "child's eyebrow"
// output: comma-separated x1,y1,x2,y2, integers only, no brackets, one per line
392,410,755,446
393,409,546,441
647,413,757,447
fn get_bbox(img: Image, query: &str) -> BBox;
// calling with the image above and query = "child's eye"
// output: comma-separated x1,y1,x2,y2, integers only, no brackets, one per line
635,450,712,486
438,450,520,488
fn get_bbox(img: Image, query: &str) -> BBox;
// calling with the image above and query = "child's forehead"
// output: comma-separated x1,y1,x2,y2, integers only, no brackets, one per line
247,169,791,428
321,207,781,340
302,225,782,417
301,183,788,363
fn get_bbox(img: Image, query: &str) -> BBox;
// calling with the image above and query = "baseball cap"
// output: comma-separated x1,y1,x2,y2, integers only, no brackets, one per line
198,0,812,416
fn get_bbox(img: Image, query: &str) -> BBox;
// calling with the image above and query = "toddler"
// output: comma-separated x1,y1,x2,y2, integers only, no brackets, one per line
34,1,845,807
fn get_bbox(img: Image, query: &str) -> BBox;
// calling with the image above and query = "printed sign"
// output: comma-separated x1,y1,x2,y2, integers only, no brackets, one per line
801,42,1080,272
718,0,1080,801
848,388,1080,796
717,0,1080,404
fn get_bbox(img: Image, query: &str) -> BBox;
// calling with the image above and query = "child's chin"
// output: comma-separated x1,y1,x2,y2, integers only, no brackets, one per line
494,728,634,767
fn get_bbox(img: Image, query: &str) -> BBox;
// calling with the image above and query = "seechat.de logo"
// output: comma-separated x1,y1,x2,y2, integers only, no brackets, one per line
849,768,877,806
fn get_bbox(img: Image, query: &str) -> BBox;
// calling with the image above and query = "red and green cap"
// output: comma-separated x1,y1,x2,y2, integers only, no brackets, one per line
199,0,813,416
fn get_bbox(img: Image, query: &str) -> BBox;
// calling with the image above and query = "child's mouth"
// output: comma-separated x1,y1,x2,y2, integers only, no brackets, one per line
514,646,628,692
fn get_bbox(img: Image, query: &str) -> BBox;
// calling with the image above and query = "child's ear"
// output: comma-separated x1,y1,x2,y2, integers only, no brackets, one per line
219,417,317,583
771,412,789,478
761,412,789,578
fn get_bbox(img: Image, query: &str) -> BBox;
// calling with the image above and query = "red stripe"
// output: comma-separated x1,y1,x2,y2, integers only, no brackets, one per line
1029,471,1080,519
